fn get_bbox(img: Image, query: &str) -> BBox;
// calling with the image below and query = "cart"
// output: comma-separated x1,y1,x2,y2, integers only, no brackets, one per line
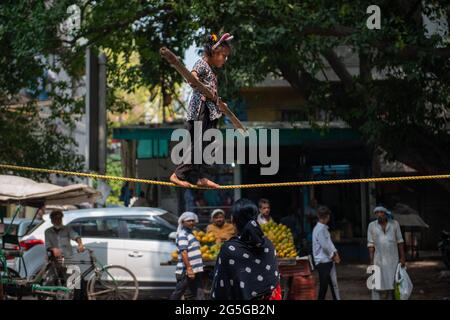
0,174,138,300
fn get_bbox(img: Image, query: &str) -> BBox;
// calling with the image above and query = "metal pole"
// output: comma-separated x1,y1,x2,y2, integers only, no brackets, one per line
98,53,107,176
86,47,99,173
361,167,368,237
233,164,241,201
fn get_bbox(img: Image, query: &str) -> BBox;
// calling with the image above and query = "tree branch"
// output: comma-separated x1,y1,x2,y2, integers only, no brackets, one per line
277,63,315,99
322,49,354,88
66,5,166,47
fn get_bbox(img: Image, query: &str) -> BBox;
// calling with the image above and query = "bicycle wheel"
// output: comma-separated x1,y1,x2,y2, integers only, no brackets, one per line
87,265,139,300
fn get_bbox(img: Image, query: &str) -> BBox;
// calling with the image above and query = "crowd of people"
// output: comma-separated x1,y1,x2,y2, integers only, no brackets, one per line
170,197,407,301
41,192,407,301
171,199,281,300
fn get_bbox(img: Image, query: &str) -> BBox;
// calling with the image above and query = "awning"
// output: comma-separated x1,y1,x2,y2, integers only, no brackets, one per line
113,123,363,160
392,203,429,229
113,124,361,144
0,175,101,207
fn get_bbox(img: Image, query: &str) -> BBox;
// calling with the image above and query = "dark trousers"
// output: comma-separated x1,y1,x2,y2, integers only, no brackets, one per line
316,262,339,300
174,103,218,184
170,273,205,300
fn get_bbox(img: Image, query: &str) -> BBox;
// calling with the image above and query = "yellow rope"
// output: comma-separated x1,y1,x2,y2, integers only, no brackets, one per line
1,163,450,189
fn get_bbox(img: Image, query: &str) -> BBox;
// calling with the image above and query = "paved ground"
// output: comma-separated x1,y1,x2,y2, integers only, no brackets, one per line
10,255,450,300
317,259,450,300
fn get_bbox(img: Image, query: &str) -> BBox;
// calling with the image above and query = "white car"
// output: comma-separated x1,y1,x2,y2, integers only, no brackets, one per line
10,207,178,297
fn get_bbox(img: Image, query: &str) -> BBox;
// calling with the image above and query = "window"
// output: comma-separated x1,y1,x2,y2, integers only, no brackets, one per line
3,224,18,236
21,220,41,237
123,217,174,241
158,212,178,227
69,218,120,239
281,110,307,122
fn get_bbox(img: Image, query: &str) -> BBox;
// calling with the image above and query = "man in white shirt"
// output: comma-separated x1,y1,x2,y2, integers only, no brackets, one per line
367,206,405,300
256,198,273,225
312,206,341,300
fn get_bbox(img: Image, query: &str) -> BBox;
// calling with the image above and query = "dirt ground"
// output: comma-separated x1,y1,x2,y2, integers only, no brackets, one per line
314,258,450,300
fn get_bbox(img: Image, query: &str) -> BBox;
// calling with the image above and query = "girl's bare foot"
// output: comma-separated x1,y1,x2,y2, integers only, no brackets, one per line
170,173,193,188
196,178,220,189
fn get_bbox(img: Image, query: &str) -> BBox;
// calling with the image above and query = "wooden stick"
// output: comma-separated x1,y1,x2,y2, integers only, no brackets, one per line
159,47,247,132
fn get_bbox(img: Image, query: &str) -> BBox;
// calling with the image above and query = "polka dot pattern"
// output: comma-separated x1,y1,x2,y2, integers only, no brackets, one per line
209,236,278,300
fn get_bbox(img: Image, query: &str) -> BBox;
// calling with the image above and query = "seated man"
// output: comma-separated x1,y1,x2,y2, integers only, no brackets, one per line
45,210,85,260
206,209,236,243
44,210,85,299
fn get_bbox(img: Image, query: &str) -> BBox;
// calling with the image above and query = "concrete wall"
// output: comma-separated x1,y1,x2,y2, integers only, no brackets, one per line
240,87,305,122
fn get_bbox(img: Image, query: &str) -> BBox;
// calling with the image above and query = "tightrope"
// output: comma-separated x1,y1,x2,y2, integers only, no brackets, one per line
1,163,450,189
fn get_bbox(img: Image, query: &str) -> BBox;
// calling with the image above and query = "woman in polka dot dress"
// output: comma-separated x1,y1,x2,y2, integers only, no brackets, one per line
211,199,281,300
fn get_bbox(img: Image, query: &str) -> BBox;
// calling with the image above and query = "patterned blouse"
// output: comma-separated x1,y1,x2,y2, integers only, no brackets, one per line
186,58,222,121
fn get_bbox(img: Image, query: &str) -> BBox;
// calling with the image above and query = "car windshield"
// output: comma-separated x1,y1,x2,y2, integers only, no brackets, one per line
24,220,45,236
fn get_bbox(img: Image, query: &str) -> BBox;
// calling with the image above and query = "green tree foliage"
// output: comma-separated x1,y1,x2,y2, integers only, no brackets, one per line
3,1,450,191
192,0,450,188
72,0,198,120
0,1,85,180
105,156,123,205
0,0,196,180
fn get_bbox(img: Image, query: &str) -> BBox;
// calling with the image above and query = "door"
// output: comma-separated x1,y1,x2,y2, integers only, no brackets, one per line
68,217,125,272
121,216,176,286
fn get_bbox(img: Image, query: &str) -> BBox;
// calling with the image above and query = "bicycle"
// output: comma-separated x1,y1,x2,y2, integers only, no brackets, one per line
1,247,139,300
34,252,75,300
1,204,139,300
0,248,72,300
74,249,139,300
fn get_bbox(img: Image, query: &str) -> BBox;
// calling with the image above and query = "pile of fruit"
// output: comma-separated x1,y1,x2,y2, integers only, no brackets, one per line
260,221,298,258
171,230,222,262
193,230,216,244
200,243,222,261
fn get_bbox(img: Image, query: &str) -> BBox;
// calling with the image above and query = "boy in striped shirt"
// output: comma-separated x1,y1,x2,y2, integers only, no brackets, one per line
170,212,205,300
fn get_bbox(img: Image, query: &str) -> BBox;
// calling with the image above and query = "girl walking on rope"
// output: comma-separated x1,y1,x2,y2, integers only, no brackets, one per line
170,33,233,189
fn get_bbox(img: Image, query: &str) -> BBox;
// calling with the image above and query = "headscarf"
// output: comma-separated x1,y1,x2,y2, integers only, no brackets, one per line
211,199,279,300
373,206,393,221
177,211,198,234
373,206,388,214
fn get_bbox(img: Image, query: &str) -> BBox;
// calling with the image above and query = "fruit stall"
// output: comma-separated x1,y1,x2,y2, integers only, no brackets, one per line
165,221,316,300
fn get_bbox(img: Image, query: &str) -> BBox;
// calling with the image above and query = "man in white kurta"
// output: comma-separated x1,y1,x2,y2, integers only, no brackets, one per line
367,206,406,300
